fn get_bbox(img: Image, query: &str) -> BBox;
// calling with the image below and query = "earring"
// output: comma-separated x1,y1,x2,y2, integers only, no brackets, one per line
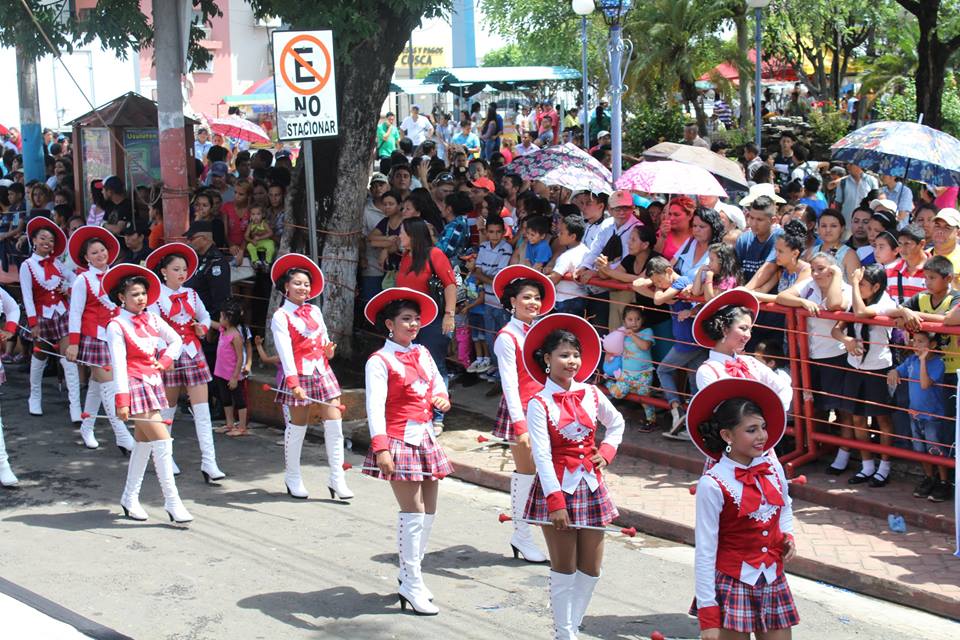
724,443,732,454
545,364,551,374
388,331,394,339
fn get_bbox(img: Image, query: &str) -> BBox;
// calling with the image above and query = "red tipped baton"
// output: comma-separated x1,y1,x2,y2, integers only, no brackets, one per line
651,632,666,640
261,384,346,412
689,473,807,495
349,465,443,479
80,411,171,425
498,513,637,537
467,434,515,451
19,325,57,346
33,346,111,370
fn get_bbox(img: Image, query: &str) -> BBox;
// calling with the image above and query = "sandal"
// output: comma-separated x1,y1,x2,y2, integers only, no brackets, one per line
227,426,250,437
214,424,234,434
638,421,656,434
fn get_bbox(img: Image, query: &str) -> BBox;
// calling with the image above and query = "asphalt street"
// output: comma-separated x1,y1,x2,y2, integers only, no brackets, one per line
0,375,957,639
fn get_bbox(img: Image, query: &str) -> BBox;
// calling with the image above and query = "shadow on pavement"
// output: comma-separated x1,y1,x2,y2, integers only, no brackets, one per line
582,611,700,639
372,544,528,583
236,587,398,629
3,508,174,531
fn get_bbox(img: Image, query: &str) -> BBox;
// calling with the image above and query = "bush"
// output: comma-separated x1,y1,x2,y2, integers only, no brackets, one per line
875,77,960,138
623,99,685,153
808,105,850,148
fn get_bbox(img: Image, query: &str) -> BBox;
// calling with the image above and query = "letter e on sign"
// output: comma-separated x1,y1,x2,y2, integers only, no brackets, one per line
272,30,339,141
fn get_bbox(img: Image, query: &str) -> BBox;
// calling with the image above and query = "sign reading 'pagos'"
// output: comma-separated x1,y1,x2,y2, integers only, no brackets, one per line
271,30,339,141
396,46,447,69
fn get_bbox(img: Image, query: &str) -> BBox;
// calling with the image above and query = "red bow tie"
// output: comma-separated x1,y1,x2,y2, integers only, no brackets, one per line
38,256,59,280
131,313,158,339
553,389,595,431
724,357,754,379
396,349,428,386
294,304,319,332
94,272,105,296
734,462,785,517
168,292,195,318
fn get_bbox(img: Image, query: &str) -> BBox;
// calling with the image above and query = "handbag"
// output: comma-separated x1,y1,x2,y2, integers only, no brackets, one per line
426,252,462,315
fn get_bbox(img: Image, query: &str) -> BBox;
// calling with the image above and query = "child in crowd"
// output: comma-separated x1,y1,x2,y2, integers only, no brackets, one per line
751,219,811,304
522,215,553,272
887,331,953,502
452,263,474,371
509,217,528,264
214,299,250,437
691,242,741,301
605,306,657,430
832,265,899,487
470,216,513,382
754,340,793,413
245,205,276,270
461,256,490,373
548,214,589,317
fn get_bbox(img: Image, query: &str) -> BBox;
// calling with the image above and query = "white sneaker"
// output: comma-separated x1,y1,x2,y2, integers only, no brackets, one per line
467,358,482,373
477,357,491,373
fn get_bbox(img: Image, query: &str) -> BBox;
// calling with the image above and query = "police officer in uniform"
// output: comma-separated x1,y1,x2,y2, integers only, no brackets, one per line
185,220,232,418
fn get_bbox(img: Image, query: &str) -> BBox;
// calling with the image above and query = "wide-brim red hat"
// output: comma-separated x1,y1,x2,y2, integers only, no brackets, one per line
145,242,199,280
364,287,438,327
693,288,760,348
271,253,324,299
686,378,786,461
492,264,556,314
26,217,67,258
101,264,162,307
522,313,601,385
68,225,120,268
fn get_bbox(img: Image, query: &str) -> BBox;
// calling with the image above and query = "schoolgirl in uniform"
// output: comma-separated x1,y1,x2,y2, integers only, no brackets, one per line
269,253,351,500
692,289,793,410
687,378,799,639
491,264,556,562
363,287,453,616
146,243,224,483
521,313,624,639
104,264,191,523
0,286,21,487
20,217,81,420
66,226,135,453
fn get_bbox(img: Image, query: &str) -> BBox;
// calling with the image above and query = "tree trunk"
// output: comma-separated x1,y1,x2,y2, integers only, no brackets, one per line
682,78,708,136
915,9,946,129
734,10,750,128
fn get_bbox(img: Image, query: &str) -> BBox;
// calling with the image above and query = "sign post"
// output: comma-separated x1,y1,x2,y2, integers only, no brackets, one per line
271,29,339,265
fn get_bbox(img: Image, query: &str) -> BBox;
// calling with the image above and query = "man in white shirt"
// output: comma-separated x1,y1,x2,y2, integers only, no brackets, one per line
400,105,433,147
833,162,879,225
515,131,539,156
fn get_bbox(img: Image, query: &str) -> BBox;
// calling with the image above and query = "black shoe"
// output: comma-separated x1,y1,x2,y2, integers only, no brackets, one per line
929,480,952,503
825,464,847,476
848,471,874,485
913,476,936,498
869,472,890,488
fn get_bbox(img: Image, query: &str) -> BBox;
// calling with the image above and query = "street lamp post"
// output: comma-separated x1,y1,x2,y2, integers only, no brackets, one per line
747,0,771,150
598,0,633,181
572,0,595,143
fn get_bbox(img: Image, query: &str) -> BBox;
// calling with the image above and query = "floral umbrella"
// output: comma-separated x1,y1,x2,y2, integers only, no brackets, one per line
615,160,727,197
209,116,271,144
508,143,613,193
830,120,960,186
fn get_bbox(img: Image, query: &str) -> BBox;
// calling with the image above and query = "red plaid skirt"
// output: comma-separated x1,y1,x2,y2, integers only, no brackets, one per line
37,312,69,344
274,369,341,406
362,434,454,481
162,351,212,388
688,572,800,633
491,396,518,442
524,475,618,528
127,377,170,416
79,335,111,368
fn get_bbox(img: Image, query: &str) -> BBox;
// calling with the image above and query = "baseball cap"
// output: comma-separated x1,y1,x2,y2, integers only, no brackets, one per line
597,130,611,139
209,161,229,176
608,190,635,209
275,150,292,160
869,198,897,213
369,172,388,185
934,207,960,228
411,104,421,111
470,177,495,192
102,175,124,193
185,220,214,237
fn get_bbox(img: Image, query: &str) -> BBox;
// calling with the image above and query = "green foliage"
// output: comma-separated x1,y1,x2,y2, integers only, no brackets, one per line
711,126,753,151
622,98,685,153
808,105,850,148
875,78,960,138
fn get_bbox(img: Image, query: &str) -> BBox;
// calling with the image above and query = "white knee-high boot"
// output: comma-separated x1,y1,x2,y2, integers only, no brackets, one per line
159,407,179,474
0,417,19,487
397,512,439,615
152,439,193,523
323,419,353,499
120,441,152,520
510,472,548,562
193,403,224,482
284,423,308,498
99,380,134,454
550,570,577,640
570,571,600,631
79,380,101,449
28,356,46,416
62,360,82,423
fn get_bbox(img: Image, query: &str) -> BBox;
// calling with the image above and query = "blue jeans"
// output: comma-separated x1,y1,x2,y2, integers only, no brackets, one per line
656,346,707,406
554,297,586,317
910,416,953,456
584,290,610,336
359,275,383,306
414,315,451,423
483,305,510,375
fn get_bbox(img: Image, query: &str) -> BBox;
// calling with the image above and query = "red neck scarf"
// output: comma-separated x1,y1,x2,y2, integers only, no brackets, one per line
38,256,59,280
396,349,428,386
294,304,319,332
734,462,785,517
168,291,195,318
552,389,594,430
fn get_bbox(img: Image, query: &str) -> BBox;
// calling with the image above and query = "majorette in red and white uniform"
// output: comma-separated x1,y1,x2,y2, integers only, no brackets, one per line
66,226,134,453
687,378,799,635
20,217,81,419
0,286,21,487
490,264,557,563
103,264,192,524
145,243,224,483
363,287,452,616
269,253,349,500
520,313,624,639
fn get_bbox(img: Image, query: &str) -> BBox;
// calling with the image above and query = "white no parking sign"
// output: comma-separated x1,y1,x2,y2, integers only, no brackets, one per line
271,30,339,141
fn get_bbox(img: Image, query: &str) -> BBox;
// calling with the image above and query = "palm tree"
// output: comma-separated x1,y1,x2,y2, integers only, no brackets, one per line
859,23,919,100
626,0,728,135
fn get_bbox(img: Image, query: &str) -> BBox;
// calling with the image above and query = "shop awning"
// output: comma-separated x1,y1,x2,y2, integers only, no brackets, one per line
423,66,580,94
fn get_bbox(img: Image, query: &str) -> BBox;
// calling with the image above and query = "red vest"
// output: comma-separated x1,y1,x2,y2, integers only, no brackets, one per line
708,472,788,580
79,272,114,338
158,290,202,352
497,327,542,409
372,348,434,440
531,387,605,483
286,314,327,374
111,315,162,382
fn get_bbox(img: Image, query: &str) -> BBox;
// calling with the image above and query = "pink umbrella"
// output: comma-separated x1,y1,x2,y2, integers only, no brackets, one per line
616,160,727,197
208,116,271,144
